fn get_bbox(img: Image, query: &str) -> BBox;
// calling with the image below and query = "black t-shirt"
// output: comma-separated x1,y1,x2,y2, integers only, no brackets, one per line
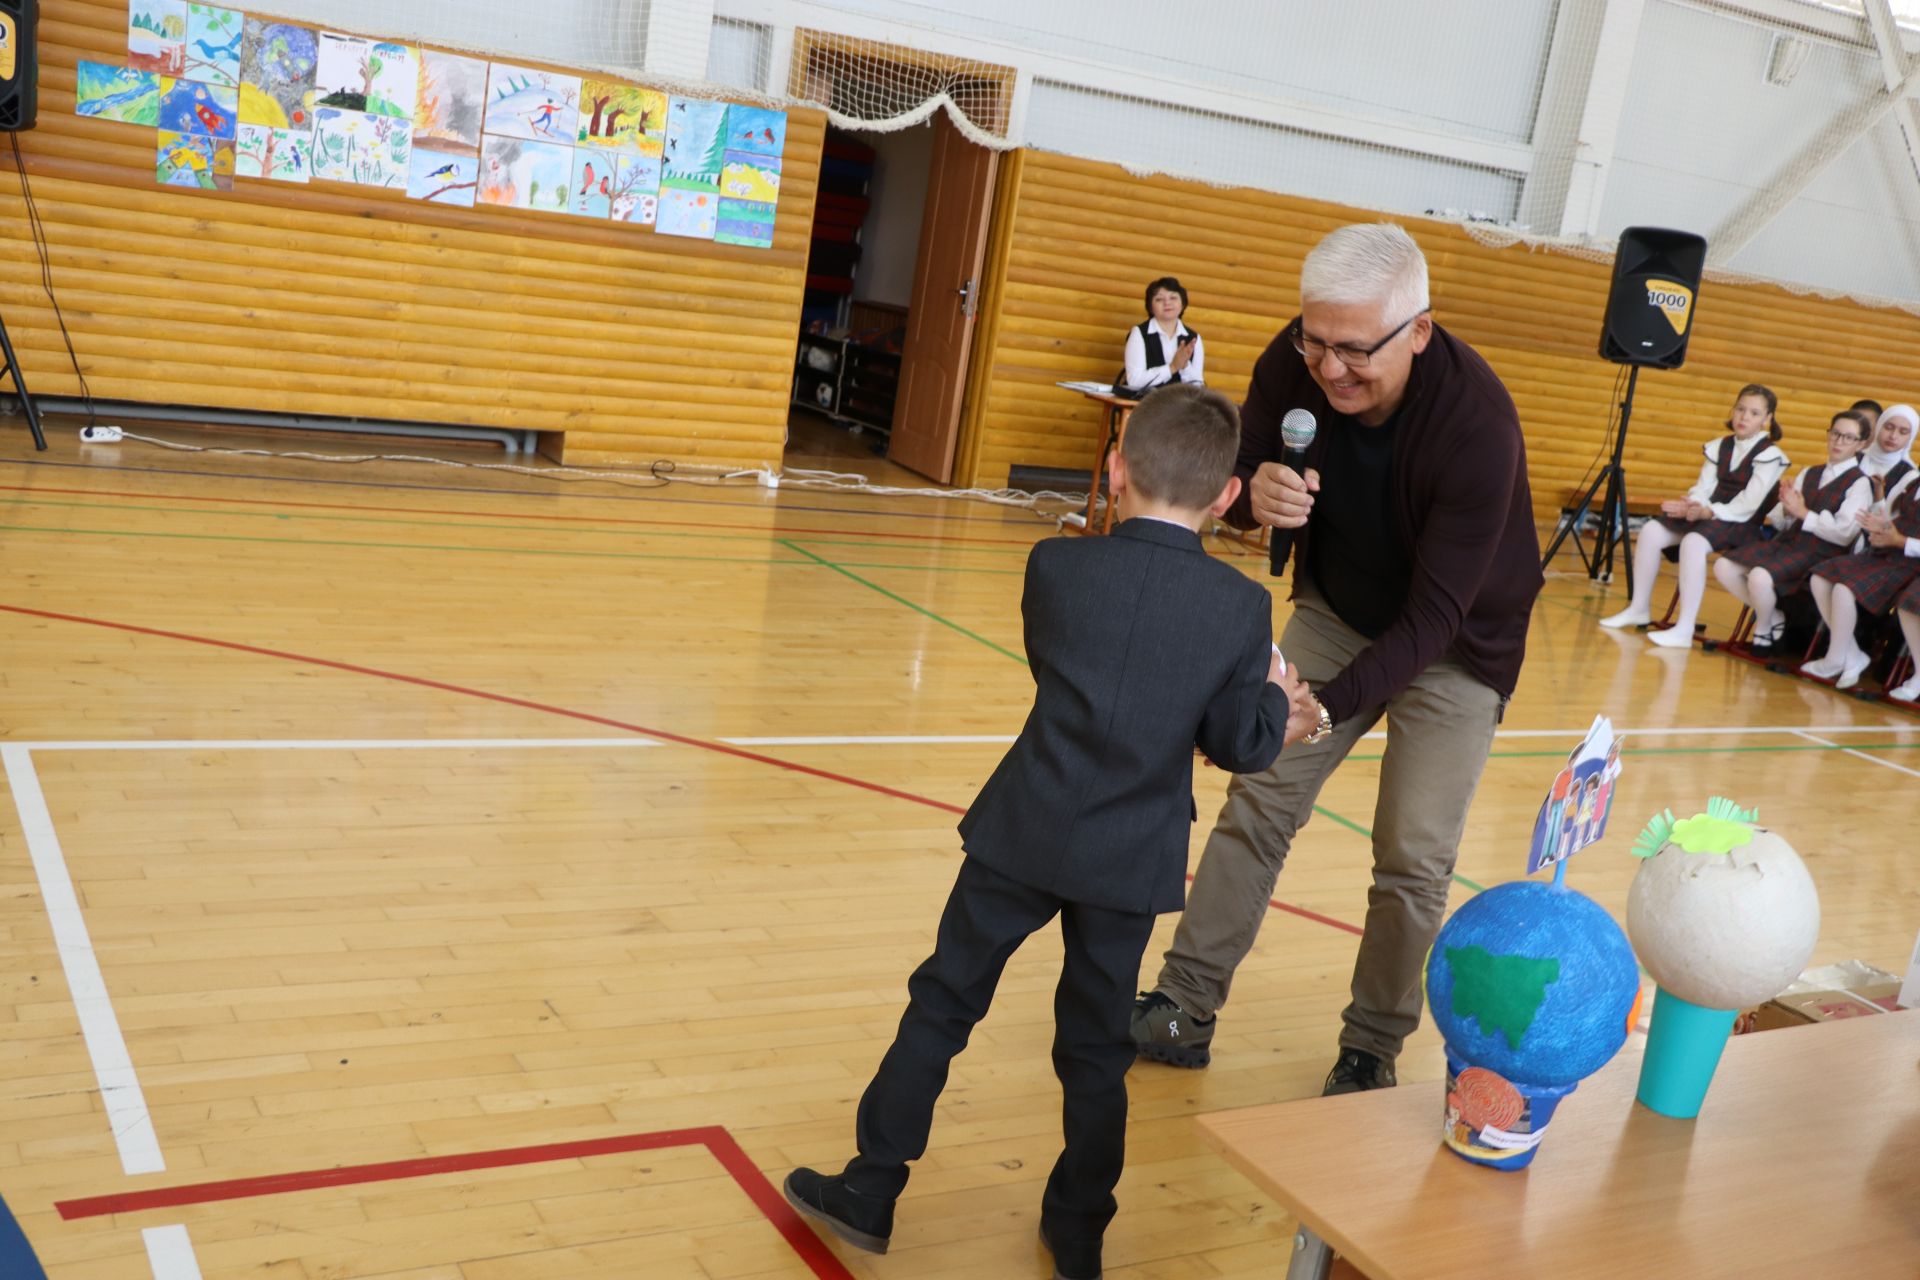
1305,413,1412,638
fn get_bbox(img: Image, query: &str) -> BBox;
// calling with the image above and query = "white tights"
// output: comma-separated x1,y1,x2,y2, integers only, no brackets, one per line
1712,559,1780,635
1809,576,1862,665
1627,522,1712,632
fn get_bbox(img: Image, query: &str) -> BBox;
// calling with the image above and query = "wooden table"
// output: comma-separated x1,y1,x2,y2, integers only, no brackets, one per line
1197,1013,1920,1279
1057,384,1141,534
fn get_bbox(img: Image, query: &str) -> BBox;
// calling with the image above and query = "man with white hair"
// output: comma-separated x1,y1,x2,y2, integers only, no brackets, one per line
1131,223,1544,1094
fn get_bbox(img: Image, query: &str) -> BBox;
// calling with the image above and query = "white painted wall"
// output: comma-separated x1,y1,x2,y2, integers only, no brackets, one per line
854,123,935,307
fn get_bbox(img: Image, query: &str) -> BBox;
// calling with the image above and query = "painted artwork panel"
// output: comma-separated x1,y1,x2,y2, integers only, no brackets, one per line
662,97,726,188
407,149,478,207
714,198,776,249
157,128,234,190
484,63,581,144
477,135,573,213
611,152,660,224
184,5,242,88
158,77,238,139
315,34,416,119
129,0,187,77
239,19,317,130
577,80,666,155
75,62,161,126
311,106,411,187
720,149,780,205
569,146,619,219
724,105,786,157
655,184,718,240
414,49,486,152
235,123,310,182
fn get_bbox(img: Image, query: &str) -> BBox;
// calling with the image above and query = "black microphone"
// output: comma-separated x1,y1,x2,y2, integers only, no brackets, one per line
1267,409,1318,577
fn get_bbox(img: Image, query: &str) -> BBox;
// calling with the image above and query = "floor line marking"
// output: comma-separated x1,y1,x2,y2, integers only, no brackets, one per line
57,1127,855,1280
1,745,165,1177
141,1225,203,1280
1793,729,1920,779
780,539,1030,664
717,724,1917,747
24,738,664,752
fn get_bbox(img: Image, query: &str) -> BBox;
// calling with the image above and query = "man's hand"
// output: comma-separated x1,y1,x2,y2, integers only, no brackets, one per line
1271,663,1320,748
1248,462,1319,529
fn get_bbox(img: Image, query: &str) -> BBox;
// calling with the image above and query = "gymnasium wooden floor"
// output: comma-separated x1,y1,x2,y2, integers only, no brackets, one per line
1,416,1915,1279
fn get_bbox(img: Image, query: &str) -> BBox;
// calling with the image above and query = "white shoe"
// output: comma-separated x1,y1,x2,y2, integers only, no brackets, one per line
1889,676,1920,703
1800,654,1845,680
1835,650,1872,691
1647,626,1694,649
1598,606,1652,629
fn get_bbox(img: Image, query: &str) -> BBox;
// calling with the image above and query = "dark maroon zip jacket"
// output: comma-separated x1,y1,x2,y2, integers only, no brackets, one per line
1225,319,1543,724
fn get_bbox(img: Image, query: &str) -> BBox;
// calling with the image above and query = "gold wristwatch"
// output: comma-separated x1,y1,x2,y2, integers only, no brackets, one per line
1304,695,1333,745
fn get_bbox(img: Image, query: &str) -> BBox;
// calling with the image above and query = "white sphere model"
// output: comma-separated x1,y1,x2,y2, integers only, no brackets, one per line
1626,803,1820,1011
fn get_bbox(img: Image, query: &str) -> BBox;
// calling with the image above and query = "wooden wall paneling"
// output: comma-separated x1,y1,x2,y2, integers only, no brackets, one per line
958,151,1920,522
1,0,823,470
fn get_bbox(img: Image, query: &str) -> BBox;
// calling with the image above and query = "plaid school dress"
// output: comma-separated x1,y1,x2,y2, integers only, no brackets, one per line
1652,433,1789,552
1814,473,1920,614
1723,461,1869,593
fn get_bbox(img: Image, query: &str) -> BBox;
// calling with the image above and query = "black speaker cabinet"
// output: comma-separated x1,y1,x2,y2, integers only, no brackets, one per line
1599,226,1706,368
0,0,36,131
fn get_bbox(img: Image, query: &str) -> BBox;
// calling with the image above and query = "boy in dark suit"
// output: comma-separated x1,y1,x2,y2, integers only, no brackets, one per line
784,383,1313,1280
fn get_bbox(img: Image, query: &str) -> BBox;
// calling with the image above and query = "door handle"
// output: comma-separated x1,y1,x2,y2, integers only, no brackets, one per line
954,277,976,316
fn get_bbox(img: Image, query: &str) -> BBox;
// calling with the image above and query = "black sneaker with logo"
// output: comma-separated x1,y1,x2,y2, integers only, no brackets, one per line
1129,990,1214,1068
1321,1047,1396,1096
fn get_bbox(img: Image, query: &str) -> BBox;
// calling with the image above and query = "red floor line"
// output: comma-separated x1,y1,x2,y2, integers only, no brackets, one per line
54,1127,857,1280
0,483,1038,548
0,603,1360,935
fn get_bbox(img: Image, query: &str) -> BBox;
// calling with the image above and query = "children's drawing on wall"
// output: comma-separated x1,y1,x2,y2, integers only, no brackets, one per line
157,129,234,191
657,97,726,240
485,63,582,143
238,19,316,131
235,123,310,182
184,4,242,89
316,33,417,120
129,1,187,77
570,146,620,218
724,105,786,157
611,153,660,225
158,77,238,140
407,150,479,207
720,149,779,203
414,50,486,153
477,134,572,212
578,80,666,154
75,62,161,126
312,106,411,187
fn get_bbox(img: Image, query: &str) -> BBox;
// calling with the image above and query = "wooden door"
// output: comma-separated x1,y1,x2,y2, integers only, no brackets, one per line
887,110,998,483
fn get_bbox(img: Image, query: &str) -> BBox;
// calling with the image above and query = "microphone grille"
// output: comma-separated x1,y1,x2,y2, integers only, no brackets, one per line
1280,408,1318,450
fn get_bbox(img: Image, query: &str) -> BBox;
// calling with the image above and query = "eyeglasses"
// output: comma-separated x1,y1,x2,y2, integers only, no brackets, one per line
1290,309,1430,369
1827,429,1865,442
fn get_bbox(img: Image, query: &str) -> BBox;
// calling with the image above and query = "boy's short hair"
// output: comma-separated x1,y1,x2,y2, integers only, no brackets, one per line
1850,398,1883,422
1121,383,1241,511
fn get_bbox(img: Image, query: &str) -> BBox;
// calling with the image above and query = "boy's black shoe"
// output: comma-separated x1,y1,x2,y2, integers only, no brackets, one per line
1129,990,1214,1068
1039,1223,1102,1280
782,1167,892,1254
1321,1047,1396,1096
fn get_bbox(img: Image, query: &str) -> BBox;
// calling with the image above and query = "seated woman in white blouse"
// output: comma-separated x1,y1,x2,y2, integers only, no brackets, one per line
1119,277,1204,396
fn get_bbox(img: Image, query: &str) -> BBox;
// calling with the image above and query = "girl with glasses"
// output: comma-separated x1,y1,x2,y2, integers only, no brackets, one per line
1711,410,1873,656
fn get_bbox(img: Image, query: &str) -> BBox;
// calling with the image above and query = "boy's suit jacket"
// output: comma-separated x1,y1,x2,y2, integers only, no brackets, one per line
959,517,1290,915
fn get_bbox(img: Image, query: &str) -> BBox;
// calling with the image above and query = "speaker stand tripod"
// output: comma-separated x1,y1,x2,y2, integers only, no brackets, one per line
0,309,46,451
1542,364,1640,593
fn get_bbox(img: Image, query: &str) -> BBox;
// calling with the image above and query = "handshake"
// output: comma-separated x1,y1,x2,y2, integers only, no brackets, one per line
1200,644,1324,768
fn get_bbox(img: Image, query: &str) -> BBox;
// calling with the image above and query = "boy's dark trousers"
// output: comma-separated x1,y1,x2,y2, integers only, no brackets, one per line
841,857,1156,1243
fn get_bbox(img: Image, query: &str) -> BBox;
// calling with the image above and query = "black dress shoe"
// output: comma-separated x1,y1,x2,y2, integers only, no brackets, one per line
782,1167,893,1254
1040,1223,1103,1280
1322,1047,1397,1096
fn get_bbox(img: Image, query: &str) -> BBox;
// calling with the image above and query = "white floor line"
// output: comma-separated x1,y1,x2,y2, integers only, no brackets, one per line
2,746,165,1176
22,737,662,752
141,1225,203,1279
720,724,1917,747
722,734,1018,746
1793,729,1920,779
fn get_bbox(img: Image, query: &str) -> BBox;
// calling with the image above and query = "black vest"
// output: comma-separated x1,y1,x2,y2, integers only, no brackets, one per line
1115,321,1200,397
1794,462,1860,523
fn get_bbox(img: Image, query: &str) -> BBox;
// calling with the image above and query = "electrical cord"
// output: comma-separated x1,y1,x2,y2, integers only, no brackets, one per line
10,132,95,428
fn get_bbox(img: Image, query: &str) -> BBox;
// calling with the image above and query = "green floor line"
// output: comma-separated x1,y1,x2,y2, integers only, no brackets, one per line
0,523,1023,576
779,539,1031,665
1306,802,1486,892
0,496,1035,559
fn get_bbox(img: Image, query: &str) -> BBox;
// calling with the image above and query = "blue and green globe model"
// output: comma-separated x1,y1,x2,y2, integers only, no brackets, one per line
1425,880,1638,1086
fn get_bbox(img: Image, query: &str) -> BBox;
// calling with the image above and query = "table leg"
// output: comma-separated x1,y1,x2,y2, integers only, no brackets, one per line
1080,406,1115,533
1285,1226,1333,1280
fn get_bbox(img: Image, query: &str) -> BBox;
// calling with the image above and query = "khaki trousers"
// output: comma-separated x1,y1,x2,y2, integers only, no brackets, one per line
1153,589,1503,1061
